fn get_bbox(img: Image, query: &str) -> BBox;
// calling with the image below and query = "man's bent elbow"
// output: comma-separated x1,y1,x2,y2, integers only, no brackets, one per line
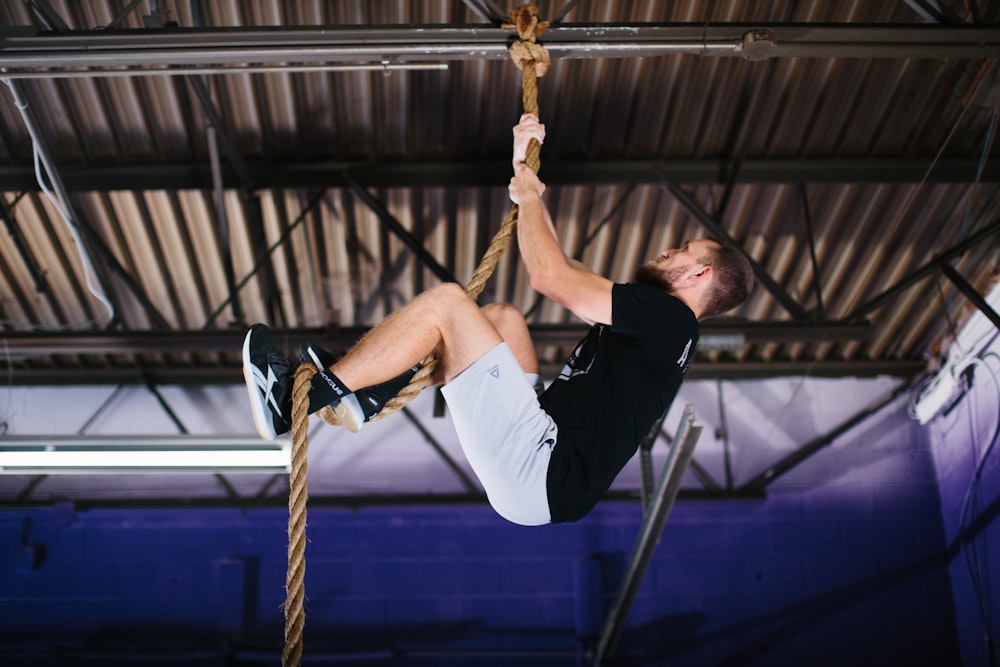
527,270,559,298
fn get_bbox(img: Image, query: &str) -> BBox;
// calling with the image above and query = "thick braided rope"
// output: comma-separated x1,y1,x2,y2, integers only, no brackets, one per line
298,5,549,432
283,364,313,667
348,4,548,422
281,7,548,665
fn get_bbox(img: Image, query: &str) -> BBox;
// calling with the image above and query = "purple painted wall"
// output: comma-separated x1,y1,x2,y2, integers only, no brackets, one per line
0,399,961,666
928,351,1000,667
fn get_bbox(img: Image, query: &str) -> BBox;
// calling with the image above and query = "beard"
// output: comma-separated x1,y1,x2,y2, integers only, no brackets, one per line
633,261,686,292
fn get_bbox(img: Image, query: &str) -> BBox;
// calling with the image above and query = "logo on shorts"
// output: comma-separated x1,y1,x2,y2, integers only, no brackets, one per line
487,364,500,379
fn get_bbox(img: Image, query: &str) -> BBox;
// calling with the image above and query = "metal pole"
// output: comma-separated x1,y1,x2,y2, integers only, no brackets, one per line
594,405,703,665
1,25,998,71
638,410,669,513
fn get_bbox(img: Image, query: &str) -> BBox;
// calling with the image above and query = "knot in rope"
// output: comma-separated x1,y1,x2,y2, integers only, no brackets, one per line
504,4,550,77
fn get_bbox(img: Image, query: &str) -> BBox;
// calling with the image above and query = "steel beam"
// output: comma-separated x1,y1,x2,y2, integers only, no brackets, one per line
0,320,872,357
0,158,996,192
22,0,70,32
343,173,457,284
637,410,669,513
741,379,916,491
1,24,998,72
184,73,285,325
848,217,1000,320
0,358,928,386
0,199,47,292
940,262,1000,331
400,408,480,493
594,405,702,665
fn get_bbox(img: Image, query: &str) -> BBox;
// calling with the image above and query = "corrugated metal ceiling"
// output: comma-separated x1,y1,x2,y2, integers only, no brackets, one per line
1,0,998,388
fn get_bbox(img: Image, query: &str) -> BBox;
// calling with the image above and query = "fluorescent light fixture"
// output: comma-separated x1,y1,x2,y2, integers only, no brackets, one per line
913,279,1000,425
0,436,290,474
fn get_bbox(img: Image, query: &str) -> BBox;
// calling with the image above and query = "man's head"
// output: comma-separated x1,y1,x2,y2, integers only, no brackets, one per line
634,239,754,319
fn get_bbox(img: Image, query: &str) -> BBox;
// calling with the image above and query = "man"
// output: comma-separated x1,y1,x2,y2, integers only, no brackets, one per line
243,114,755,525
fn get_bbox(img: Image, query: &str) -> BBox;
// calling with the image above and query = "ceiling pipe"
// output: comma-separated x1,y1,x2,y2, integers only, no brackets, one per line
1,24,998,74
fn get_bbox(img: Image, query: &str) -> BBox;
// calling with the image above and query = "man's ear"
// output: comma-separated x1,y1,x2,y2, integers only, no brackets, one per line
691,264,713,283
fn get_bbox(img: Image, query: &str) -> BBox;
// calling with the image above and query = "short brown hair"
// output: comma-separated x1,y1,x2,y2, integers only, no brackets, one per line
698,241,755,319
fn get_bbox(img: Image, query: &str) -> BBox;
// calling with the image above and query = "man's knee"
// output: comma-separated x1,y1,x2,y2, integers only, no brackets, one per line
424,283,476,314
481,302,525,329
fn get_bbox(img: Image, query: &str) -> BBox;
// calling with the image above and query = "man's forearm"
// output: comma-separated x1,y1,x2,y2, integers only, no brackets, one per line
516,192,568,287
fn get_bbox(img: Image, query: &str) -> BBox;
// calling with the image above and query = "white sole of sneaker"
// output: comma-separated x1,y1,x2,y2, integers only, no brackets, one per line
304,345,364,434
331,396,363,434
243,329,279,440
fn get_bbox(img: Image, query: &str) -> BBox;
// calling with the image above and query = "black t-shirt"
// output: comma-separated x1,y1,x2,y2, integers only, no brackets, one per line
542,283,699,523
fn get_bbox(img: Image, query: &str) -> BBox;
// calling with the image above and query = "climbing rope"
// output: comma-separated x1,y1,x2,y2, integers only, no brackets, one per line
281,6,549,665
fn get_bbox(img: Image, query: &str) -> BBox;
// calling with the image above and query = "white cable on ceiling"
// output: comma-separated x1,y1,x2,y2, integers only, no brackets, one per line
1,76,115,331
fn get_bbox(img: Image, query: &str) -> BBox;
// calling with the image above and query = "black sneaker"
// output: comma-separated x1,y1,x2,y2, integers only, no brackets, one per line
242,324,294,440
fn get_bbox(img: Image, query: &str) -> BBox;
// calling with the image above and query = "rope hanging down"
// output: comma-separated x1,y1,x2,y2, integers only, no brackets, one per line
281,6,549,666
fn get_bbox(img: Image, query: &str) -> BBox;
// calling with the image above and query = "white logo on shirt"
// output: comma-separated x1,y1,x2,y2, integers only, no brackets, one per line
677,339,692,367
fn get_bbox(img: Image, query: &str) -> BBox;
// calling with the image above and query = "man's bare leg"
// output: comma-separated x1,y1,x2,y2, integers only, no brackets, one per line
328,283,504,392
245,285,536,438
480,302,539,375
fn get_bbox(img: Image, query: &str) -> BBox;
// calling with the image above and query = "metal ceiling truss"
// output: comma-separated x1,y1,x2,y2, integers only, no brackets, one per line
740,378,917,492
400,407,482,494
847,216,1000,325
183,71,288,327
343,173,457,285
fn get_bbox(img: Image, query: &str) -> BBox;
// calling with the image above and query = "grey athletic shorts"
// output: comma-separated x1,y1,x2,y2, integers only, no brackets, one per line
441,342,557,526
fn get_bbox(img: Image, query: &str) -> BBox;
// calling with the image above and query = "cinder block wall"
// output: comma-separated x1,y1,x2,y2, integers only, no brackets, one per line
0,402,960,666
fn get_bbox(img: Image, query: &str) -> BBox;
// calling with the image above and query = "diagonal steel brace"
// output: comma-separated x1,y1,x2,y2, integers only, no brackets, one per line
594,404,703,665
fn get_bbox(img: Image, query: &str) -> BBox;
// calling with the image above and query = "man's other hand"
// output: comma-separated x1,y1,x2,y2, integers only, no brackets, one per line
509,163,545,204
512,113,545,168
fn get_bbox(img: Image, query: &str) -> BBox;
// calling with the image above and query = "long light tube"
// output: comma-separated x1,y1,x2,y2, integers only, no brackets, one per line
0,436,290,473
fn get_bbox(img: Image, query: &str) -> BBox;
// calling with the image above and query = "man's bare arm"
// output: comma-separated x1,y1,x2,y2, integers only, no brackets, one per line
510,164,613,325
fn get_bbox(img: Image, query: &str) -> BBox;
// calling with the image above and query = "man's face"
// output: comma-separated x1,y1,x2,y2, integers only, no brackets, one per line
634,239,716,291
